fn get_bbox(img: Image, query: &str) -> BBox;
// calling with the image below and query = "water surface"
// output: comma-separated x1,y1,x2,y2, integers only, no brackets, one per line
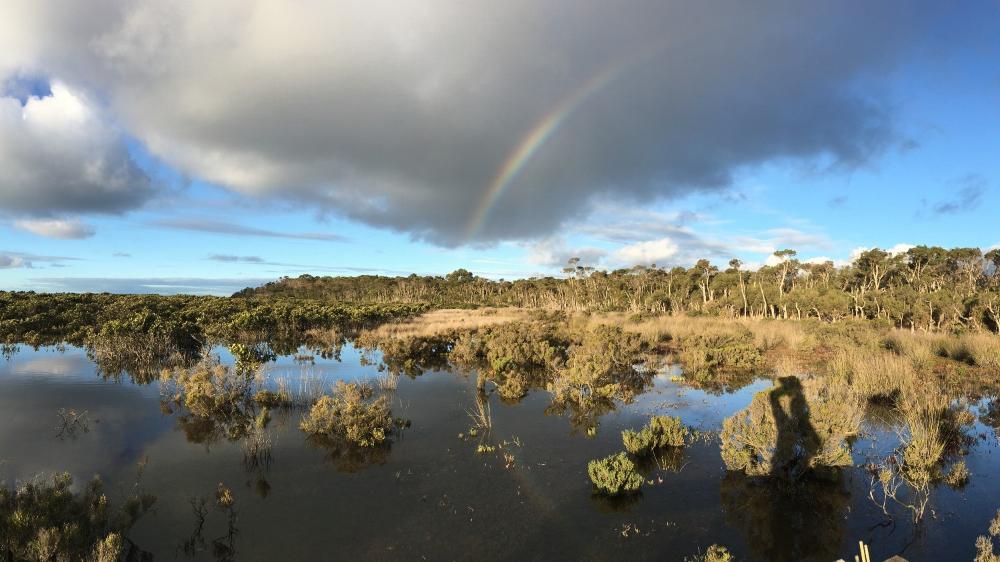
1,344,998,561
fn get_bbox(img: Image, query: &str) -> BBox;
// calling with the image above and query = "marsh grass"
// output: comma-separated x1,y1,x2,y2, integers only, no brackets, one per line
362,308,535,339
827,347,917,402
867,396,973,522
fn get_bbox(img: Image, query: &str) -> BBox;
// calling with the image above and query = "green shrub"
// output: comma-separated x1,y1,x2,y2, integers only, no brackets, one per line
554,325,650,403
622,415,689,455
720,376,862,478
0,472,154,560
252,389,291,408
587,452,643,496
678,331,763,379
686,544,735,562
300,381,393,447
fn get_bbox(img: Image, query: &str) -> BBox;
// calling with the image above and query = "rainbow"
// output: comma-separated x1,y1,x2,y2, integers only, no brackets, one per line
464,43,666,241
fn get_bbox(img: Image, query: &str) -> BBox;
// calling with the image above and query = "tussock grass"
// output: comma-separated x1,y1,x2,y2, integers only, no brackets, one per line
827,347,917,402
962,333,1000,371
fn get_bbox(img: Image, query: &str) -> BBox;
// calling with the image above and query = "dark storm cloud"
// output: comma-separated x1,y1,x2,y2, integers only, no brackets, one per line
1,1,985,244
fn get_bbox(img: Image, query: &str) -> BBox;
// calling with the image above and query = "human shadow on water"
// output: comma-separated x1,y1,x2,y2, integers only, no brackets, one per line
768,376,821,480
720,376,856,561
720,471,850,562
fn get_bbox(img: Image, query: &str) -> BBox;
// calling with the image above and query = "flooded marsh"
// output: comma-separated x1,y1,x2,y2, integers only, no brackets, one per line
2,318,1000,561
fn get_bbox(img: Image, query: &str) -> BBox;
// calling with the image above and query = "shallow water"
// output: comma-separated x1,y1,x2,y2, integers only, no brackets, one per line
1,344,999,561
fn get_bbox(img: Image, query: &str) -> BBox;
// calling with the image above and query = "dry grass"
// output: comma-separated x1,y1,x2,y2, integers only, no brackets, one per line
362,308,535,338
827,346,917,402
962,333,1000,371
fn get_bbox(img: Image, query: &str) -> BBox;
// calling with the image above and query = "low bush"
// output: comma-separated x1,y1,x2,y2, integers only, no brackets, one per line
300,381,393,448
622,415,689,455
252,389,291,408
685,544,735,562
553,325,650,404
587,452,644,496
677,331,763,379
0,472,154,561
720,376,862,479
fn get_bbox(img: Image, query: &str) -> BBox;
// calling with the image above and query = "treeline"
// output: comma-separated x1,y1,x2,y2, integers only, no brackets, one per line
238,246,1000,333
0,292,426,351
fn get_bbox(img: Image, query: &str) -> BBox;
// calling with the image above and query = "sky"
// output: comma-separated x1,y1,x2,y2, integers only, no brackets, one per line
1,1,999,295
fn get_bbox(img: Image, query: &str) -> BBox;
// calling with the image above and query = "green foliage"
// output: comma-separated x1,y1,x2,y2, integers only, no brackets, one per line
622,415,689,455
233,244,1000,335
300,381,393,448
686,544,735,562
450,321,567,400
555,325,649,402
720,376,862,479
0,472,154,560
678,331,763,379
587,452,644,496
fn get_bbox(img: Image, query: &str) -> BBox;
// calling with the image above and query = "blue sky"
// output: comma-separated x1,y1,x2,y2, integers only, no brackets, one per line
1,2,998,294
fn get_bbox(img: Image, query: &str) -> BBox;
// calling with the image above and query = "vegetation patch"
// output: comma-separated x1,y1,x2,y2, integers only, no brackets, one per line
300,381,394,448
588,452,644,496
622,415,689,456
0,470,154,561
720,376,862,479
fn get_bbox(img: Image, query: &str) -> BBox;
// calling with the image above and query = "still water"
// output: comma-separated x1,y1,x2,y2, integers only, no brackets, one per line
1,344,998,561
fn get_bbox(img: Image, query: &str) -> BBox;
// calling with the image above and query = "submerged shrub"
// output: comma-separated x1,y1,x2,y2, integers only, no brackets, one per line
622,415,689,455
588,452,644,496
720,376,862,479
252,389,291,408
974,509,1000,562
300,381,393,448
685,544,735,562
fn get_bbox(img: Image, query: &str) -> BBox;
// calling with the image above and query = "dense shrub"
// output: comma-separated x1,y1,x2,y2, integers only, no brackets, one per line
300,381,393,447
622,415,689,455
678,331,763,378
0,472,154,561
720,376,862,479
587,452,644,496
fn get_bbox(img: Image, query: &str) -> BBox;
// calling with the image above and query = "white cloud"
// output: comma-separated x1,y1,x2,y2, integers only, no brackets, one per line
0,81,152,215
526,237,607,269
13,218,95,239
613,238,680,265
0,254,28,268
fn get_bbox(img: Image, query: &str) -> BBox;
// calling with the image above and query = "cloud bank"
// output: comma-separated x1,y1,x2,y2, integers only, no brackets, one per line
0,1,970,244
0,81,152,217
